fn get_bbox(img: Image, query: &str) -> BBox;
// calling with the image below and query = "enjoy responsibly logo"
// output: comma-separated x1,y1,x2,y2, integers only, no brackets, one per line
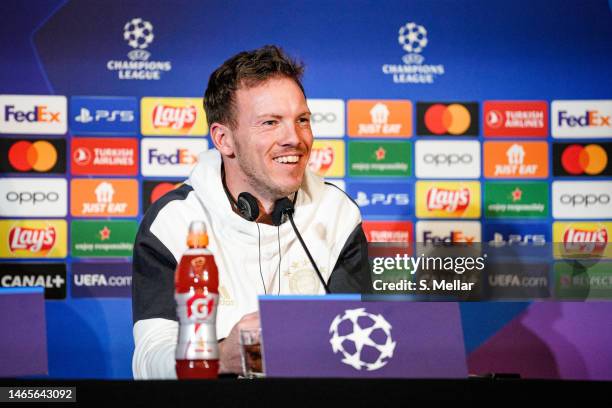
71,220,138,257
106,18,172,80
348,141,411,177
381,22,446,84
485,182,549,219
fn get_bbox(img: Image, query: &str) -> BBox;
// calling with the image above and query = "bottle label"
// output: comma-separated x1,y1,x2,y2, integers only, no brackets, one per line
175,291,219,360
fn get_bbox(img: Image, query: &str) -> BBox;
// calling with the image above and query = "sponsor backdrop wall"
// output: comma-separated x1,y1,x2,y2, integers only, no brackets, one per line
1,0,611,379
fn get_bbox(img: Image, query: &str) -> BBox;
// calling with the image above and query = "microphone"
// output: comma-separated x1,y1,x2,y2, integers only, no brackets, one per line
274,198,331,294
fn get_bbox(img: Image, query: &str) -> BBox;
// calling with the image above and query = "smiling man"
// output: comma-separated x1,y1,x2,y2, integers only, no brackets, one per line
131,45,370,379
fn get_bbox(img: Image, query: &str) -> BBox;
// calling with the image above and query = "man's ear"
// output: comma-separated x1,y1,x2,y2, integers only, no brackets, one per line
210,123,235,157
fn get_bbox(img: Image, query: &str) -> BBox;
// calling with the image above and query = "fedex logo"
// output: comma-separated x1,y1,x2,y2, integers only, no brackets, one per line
4,105,60,123
347,182,411,218
141,138,208,176
148,148,197,165
557,111,610,127
416,221,481,244
0,95,66,134
552,100,612,138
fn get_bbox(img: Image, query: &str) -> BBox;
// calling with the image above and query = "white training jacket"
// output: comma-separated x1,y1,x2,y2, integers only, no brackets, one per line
131,149,370,379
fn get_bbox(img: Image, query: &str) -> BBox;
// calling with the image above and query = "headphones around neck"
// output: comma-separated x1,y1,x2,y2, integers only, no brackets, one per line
237,192,295,226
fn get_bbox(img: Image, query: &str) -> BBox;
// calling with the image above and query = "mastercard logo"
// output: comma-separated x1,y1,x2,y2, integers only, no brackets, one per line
561,144,608,175
9,140,57,171
151,182,181,203
417,102,479,136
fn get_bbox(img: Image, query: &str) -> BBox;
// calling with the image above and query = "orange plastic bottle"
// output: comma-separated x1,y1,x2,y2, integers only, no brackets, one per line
175,221,219,379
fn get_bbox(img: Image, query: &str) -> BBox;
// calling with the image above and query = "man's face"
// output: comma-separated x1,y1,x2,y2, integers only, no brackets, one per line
231,76,313,199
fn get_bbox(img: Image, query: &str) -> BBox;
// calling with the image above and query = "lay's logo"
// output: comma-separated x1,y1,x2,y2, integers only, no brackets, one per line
553,222,612,259
416,181,480,218
0,220,67,258
141,97,207,136
308,140,344,177
426,187,470,213
152,104,197,130
9,226,56,253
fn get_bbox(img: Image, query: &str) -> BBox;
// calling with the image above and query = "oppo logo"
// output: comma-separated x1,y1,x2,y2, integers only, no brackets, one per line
423,153,473,166
6,191,60,205
560,194,610,207
311,112,337,123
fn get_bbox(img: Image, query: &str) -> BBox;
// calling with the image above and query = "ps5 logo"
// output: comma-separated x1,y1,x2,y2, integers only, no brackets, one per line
489,232,546,247
75,107,135,124
355,192,409,207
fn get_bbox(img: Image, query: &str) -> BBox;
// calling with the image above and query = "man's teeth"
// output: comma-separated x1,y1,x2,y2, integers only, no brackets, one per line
273,155,299,164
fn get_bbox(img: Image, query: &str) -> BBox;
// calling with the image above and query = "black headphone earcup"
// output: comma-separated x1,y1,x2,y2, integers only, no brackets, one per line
237,192,259,221
271,197,294,226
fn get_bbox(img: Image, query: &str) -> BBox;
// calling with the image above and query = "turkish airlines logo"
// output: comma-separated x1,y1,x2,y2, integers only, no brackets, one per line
415,140,480,178
0,95,67,134
553,142,611,177
71,138,138,176
362,221,413,243
141,97,207,136
0,138,66,174
484,141,548,178
347,100,412,137
416,102,478,136
71,179,138,217
483,101,547,137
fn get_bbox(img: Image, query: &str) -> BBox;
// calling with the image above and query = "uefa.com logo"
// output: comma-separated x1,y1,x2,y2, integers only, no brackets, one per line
381,22,446,84
106,18,172,80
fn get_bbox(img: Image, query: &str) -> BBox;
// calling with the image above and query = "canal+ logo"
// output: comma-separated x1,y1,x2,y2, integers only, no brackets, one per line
0,95,67,134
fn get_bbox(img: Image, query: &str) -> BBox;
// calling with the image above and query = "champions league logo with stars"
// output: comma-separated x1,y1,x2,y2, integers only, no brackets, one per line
382,22,446,84
106,18,172,80
329,308,396,371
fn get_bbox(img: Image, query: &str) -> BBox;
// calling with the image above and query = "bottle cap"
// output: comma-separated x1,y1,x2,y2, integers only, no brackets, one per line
187,221,209,248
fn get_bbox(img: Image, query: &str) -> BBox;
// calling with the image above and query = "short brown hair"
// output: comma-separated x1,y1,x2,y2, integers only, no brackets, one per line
203,45,306,129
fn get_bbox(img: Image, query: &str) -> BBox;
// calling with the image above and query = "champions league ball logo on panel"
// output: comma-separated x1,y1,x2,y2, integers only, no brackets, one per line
329,308,396,371
106,18,172,80
382,22,446,84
